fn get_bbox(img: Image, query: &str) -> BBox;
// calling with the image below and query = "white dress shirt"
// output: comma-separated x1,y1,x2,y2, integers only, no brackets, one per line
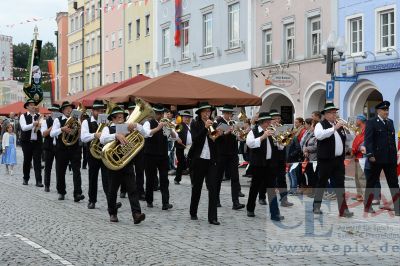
200,136,211,160
20,112,38,140
40,118,56,145
314,121,343,157
143,120,178,140
50,115,68,139
246,126,272,159
81,116,98,143
185,124,192,146
100,123,146,145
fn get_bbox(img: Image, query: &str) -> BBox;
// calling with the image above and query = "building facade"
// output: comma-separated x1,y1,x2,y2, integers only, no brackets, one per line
338,0,400,129
124,0,154,79
155,0,253,112
0,35,13,82
252,0,337,122
56,12,69,101
0,80,25,106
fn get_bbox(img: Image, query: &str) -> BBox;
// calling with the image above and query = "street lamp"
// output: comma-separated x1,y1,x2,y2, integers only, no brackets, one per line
321,31,346,78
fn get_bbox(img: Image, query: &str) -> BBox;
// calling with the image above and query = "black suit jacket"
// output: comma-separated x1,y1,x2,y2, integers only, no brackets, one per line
187,117,217,162
175,123,189,150
365,117,397,164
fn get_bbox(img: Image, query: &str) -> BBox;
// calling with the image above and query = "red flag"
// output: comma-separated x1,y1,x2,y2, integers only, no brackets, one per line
397,137,400,176
47,60,56,103
174,0,182,46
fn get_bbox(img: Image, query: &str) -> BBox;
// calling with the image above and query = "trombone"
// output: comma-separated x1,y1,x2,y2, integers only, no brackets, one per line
336,117,361,134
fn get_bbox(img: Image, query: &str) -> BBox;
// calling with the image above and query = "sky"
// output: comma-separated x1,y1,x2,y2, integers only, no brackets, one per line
0,0,68,45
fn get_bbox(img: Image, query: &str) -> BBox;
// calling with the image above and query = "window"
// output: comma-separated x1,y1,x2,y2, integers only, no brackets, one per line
86,39,90,56
136,64,140,75
91,5,95,21
92,72,95,89
310,17,321,56
97,1,101,18
75,45,79,61
181,21,190,59
145,62,150,74
86,73,90,89
119,71,123,82
285,23,295,60
71,18,74,32
80,76,83,90
86,8,90,23
112,72,116,83
91,36,95,55
71,47,74,62
111,33,115,49
118,30,123,46
80,43,83,59
75,17,78,30
136,19,141,39
97,70,101,86
349,17,362,54
97,34,101,54
263,30,272,64
80,13,84,28
145,15,150,35
379,9,395,50
203,13,213,54
228,3,240,49
128,22,132,41
162,28,170,63
128,66,132,78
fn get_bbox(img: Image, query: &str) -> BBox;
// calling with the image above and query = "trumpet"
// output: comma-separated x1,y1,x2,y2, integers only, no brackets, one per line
160,118,183,133
34,114,44,133
267,124,295,146
336,117,361,134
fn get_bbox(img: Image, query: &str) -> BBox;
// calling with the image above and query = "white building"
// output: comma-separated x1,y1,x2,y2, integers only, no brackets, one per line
0,35,13,82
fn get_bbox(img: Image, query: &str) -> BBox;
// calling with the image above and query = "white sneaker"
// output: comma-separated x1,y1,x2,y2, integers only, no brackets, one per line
10,170,13,176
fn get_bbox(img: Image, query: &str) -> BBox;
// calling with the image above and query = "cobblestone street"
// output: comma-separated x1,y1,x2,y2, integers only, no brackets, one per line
0,148,399,265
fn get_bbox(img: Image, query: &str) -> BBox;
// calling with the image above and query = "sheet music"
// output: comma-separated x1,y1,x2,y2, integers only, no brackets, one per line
116,123,129,135
71,110,82,119
98,114,109,124
51,112,62,120
216,123,230,132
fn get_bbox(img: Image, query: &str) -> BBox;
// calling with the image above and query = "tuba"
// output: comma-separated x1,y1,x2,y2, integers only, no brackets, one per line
61,103,85,146
89,101,116,159
101,98,154,171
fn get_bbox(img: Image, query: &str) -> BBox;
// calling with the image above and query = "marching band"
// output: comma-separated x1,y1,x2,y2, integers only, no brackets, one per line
14,97,400,226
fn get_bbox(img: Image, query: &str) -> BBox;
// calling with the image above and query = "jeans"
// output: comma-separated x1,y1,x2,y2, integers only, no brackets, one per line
288,167,297,192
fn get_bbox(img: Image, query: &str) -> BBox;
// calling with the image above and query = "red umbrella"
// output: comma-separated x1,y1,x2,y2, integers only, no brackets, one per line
0,101,51,116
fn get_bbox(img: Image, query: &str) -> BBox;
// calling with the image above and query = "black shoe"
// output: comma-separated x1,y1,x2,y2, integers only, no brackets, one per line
232,203,245,210
217,203,222,208
22,180,28,185
313,209,323,215
364,207,375,214
153,186,160,191
209,220,220,225
139,194,146,201
116,202,122,209
259,199,267,205
340,209,354,218
281,200,294,207
110,214,119,222
58,194,65,200
120,192,126,198
271,215,285,221
133,213,146,224
147,202,153,208
190,215,198,220
44,186,50,192
162,203,173,210
87,202,95,209
36,182,44,188
74,194,85,202
238,192,245,197
247,211,255,217
174,180,180,185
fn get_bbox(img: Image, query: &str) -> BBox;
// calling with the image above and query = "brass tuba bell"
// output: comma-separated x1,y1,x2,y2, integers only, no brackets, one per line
61,103,85,146
101,98,155,171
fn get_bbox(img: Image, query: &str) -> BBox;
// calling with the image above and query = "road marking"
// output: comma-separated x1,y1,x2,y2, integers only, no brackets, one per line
1,233,74,266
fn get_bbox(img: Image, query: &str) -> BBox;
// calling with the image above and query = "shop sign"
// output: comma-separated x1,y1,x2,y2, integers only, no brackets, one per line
268,73,296,88
357,62,400,73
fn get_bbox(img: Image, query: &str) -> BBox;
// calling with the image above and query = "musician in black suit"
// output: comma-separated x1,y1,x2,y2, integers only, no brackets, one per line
189,102,223,225
174,110,192,184
215,104,245,210
364,101,399,216
19,99,43,187
246,112,284,221
312,103,353,217
40,103,60,192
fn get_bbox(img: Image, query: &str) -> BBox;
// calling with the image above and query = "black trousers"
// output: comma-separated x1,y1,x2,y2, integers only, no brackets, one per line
313,157,349,214
190,158,218,222
21,140,42,183
246,162,280,217
304,163,317,188
88,153,109,204
145,154,169,204
364,162,399,213
276,160,288,200
44,146,56,187
175,148,186,182
81,144,88,168
55,147,82,196
120,150,145,195
216,154,241,204
107,161,141,215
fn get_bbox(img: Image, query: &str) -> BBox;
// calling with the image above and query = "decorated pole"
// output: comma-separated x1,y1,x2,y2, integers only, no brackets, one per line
23,25,43,103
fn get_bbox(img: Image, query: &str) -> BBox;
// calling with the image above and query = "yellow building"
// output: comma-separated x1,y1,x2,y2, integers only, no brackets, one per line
67,0,84,95
124,0,154,78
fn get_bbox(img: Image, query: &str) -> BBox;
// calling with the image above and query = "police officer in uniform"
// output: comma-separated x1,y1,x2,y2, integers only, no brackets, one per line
19,99,43,187
313,103,353,217
40,103,60,192
50,101,85,202
364,101,399,216
81,100,109,209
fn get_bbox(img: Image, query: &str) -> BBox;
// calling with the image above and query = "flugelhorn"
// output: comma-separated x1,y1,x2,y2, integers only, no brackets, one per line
61,103,85,146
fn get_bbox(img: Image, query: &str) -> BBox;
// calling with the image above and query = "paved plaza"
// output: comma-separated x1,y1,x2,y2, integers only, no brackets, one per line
0,148,399,265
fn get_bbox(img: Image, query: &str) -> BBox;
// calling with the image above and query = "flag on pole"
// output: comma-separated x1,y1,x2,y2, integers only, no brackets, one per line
174,0,182,46
47,60,56,103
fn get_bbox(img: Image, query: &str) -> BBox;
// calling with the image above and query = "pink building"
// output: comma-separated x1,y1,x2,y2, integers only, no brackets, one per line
103,1,125,84
252,0,338,122
56,12,69,101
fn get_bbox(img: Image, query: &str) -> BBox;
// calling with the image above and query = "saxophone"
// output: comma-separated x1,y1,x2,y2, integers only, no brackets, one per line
61,103,85,146
89,101,116,159
101,98,154,171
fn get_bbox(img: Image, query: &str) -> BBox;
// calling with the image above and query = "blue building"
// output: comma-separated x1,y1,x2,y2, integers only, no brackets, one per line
338,0,400,128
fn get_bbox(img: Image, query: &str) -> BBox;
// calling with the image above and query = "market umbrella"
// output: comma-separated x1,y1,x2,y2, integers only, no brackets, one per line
100,71,261,107
0,101,51,116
